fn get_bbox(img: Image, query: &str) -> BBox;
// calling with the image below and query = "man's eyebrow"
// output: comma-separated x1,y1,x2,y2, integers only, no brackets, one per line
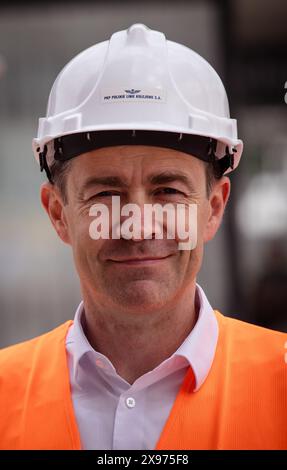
78,175,129,198
148,171,195,191
78,171,196,198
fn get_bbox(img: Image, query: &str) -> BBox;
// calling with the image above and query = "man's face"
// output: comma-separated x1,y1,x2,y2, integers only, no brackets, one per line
41,145,230,314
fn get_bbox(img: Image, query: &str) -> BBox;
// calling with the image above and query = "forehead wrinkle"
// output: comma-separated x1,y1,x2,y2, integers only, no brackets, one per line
73,148,202,198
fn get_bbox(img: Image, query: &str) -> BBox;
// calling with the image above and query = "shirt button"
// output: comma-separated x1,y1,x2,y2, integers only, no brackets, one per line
125,397,136,409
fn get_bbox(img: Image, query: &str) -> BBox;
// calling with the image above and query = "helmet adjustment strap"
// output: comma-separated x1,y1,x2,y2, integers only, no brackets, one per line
52,130,235,175
53,130,216,164
38,130,236,182
39,145,54,184
207,138,236,178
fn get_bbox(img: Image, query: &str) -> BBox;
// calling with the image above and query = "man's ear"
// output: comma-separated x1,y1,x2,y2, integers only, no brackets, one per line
203,176,231,243
40,182,71,244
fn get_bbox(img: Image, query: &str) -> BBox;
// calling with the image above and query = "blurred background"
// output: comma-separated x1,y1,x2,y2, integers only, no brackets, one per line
0,0,287,347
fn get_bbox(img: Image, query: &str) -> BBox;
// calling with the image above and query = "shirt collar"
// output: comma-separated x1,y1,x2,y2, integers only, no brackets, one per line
174,284,218,391
66,283,218,392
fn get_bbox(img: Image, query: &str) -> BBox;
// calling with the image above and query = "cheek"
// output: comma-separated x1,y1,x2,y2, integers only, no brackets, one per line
177,202,207,272
175,239,203,283
172,201,206,250
196,201,211,242
68,209,104,268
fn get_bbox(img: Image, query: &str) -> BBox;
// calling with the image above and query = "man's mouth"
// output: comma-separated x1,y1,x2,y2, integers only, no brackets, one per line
108,254,173,265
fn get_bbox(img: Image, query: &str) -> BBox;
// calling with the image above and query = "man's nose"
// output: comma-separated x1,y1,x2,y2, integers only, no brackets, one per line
126,189,147,210
117,190,161,242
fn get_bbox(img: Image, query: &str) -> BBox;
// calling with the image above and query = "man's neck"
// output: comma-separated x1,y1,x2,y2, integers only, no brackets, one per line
81,285,199,385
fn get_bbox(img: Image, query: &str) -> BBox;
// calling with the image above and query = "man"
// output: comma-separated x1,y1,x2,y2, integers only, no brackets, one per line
0,24,286,450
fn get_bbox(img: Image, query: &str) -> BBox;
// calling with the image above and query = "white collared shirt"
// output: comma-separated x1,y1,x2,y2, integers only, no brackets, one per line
66,283,218,450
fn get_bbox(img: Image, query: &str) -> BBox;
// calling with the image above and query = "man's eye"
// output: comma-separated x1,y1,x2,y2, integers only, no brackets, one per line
97,191,115,197
155,187,183,195
90,191,118,199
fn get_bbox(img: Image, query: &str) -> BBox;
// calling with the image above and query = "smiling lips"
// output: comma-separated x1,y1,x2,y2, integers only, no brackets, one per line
109,255,172,265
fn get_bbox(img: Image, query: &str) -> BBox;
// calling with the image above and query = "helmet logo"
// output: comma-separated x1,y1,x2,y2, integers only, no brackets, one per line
101,88,165,103
125,89,141,94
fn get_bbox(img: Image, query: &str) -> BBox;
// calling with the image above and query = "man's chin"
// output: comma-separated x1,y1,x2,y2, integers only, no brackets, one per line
107,279,172,312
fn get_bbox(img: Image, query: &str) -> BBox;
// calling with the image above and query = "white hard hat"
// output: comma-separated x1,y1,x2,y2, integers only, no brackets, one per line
33,23,243,182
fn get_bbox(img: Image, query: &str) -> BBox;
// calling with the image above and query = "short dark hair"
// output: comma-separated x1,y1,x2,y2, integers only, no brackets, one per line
48,156,221,205
205,161,222,198
48,159,73,205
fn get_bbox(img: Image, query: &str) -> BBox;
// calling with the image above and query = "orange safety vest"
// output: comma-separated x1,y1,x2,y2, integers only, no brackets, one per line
0,310,286,450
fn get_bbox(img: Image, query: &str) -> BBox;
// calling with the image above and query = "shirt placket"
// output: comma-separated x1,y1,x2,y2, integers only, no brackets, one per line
112,387,147,450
